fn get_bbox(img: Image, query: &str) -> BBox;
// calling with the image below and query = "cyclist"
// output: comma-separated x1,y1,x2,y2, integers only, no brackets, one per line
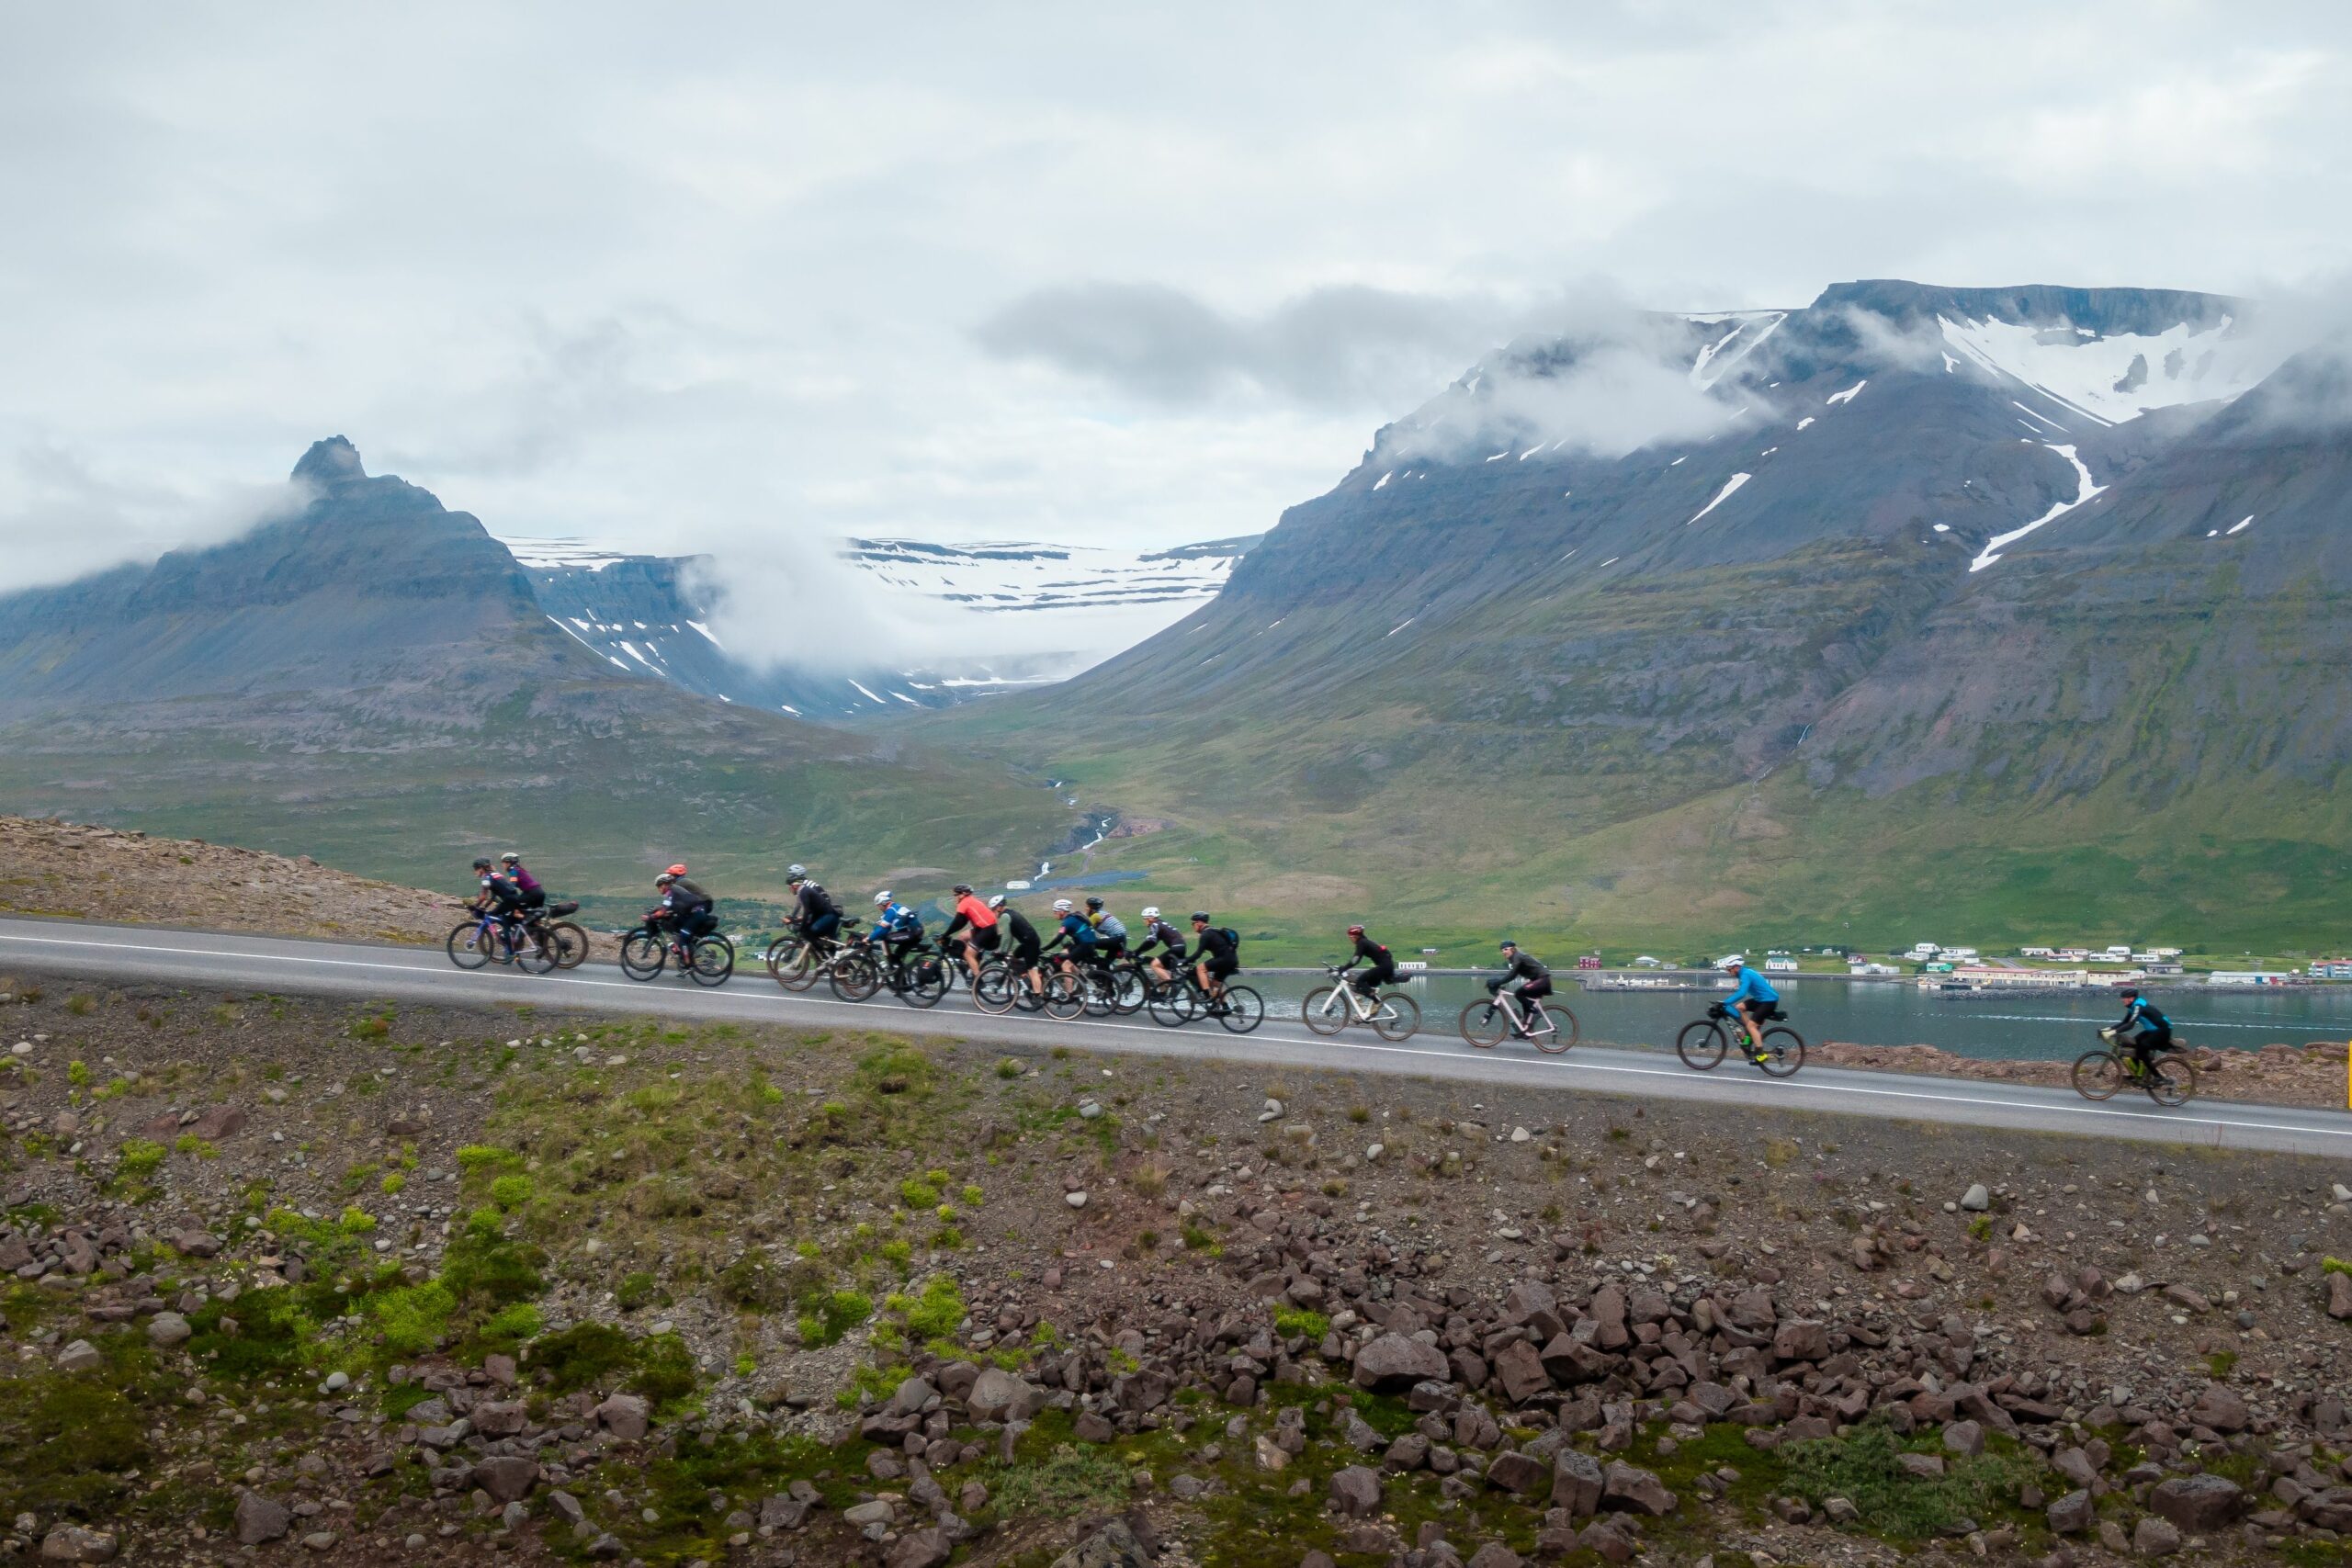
939,883,1001,985
499,852,547,914
1339,924,1396,1007
1085,897,1128,959
1488,941,1552,1022
2109,987,2175,1074
869,890,924,972
1134,907,1189,985
988,894,1046,1000
1190,912,1239,1003
786,864,842,947
469,857,527,930
1041,897,1102,981
1719,954,1779,1063
654,866,716,957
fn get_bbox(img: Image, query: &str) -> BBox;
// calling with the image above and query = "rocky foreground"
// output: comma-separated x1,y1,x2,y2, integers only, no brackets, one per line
0,974,2349,1568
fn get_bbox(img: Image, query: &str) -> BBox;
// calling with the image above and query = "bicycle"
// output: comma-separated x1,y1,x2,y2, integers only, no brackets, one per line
620,918,735,986
1302,964,1420,1041
2072,1029,2197,1107
446,907,546,972
522,899,589,970
972,953,1050,1015
765,918,862,991
830,938,952,1007
1676,1002,1804,1077
1145,971,1263,1032
1458,987,1577,1051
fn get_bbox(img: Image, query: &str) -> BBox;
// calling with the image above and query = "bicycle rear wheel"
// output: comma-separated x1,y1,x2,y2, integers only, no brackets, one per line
1676,1021,1727,1071
2146,1055,2197,1107
1372,993,1420,1042
1148,982,1194,1028
1080,969,1119,1018
1531,1006,1573,1054
447,919,495,971
547,921,589,969
1301,987,1347,1036
1546,1006,1579,1050
900,953,950,1008
1459,1001,1508,1049
830,952,880,1001
1217,985,1264,1033
618,931,666,981
689,934,735,987
1755,1025,1805,1077
1043,971,1088,1021
2071,1049,2125,1100
973,961,1019,1015
1106,964,1148,1016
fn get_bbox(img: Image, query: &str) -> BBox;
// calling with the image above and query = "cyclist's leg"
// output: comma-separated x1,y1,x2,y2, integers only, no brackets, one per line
1738,1001,1769,1055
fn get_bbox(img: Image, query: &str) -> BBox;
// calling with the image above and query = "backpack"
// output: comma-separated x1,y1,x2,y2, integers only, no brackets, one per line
1220,927,1240,951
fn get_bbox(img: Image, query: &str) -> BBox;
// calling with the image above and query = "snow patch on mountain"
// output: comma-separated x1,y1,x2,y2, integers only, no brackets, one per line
1686,472,1752,525
1970,444,2106,571
1939,313,2271,424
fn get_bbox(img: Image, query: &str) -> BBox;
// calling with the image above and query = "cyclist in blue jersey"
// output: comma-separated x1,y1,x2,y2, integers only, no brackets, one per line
869,891,924,969
1720,955,1779,1062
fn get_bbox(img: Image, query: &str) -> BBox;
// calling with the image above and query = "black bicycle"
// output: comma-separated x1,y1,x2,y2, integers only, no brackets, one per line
830,937,952,1007
2073,1029,2196,1106
620,916,734,986
765,917,862,991
1677,1002,1804,1077
1144,970,1263,1032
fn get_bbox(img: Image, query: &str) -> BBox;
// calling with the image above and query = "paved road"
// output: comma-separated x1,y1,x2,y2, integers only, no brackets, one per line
5,917,2349,1157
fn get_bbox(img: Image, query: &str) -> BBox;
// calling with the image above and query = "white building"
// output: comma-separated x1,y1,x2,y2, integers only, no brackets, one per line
2210,971,2295,987
1764,956,1799,974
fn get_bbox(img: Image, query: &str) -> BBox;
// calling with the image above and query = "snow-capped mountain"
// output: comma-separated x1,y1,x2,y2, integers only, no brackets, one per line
501,532,1255,718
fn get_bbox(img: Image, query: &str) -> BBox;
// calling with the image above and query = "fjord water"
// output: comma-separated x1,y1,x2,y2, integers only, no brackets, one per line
1250,974,2352,1062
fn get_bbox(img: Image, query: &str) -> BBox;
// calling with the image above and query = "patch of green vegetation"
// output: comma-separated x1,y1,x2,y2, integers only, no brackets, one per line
982,1441,1133,1517
525,1323,639,1395
116,1138,164,1179
1781,1424,2040,1541
628,1333,699,1416
65,1060,89,1089
616,1270,662,1312
898,1176,941,1210
1272,1308,1329,1341
2323,1257,2352,1279
487,1172,533,1210
173,1134,219,1160
2207,1350,2239,1379
0,1343,155,1524
796,1289,873,1349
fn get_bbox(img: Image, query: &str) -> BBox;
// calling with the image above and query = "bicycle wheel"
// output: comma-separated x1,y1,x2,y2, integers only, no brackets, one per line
1372,993,1420,1042
548,921,589,969
775,938,822,992
900,953,950,1008
1107,964,1148,1016
447,919,495,971
1148,982,1194,1028
514,928,559,975
830,952,881,1001
973,961,1019,1015
1675,1021,1727,1071
1459,1000,1509,1049
2071,1049,2125,1100
689,934,735,987
1301,987,1348,1036
1546,1005,1580,1050
2146,1055,2197,1107
1043,971,1088,1021
1755,1025,1805,1077
618,931,666,980
1216,985,1264,1034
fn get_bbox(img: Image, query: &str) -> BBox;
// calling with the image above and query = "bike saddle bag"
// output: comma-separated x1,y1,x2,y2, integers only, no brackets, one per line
548,900,580,918
1768,1007,1789,1021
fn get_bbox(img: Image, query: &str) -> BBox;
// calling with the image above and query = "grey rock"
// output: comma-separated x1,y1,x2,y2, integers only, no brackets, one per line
2047,1489,2095,1535
1552,1450,1605,1517
1600,1461,1676,1516
1330,1465,1383,1517
40,1527,118,1562
470,1457,539,1503
471,1399,528,1438
1961,1183,1992,1211
2132,1516,2181,1557
1943,1419,1985,1457
1049,1518,1155,1568
967,1367,1044,1423
1352,1333,1449,1393
592,1392,650,1440
1484,1451,1548,1495
146,1311,191,1348
2149,1473,2245,1530
2186,1383,2249,1434
54,1339,102,1373
234,1489,292,1545
887,1528,953,1568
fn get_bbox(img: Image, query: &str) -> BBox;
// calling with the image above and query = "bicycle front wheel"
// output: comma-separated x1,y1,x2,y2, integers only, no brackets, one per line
447,919,494,971
1217,985,1264,1034
1301,987,1347,1036
1043,972,1088,1021
514,929,559,975
1755,1025,1805,1077
973,961,1019,1015
1372,993,1420,1042
775,939,822,992
548,921,589,969
689,934,735,987
1148,983,1194,1028
1676,1021,1727,1071
900,953,950,1008
2146,1055,2197,1107
1459,1001,1508,1049
618,931,666,980
2071,1049,2125,1100
829,953,880,1001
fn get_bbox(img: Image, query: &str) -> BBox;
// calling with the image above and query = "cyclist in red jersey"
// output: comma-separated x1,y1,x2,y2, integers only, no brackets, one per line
938,882,1001,985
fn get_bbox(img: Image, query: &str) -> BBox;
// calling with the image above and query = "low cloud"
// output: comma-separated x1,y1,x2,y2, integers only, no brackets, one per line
0,444,313,596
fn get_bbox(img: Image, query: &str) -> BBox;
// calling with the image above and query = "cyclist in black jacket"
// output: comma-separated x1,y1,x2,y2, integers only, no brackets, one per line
988,895,1046,1000
1190,912,1239,1000
1339,924,1396,1001
785,864,841,943
1134,906,1189,985
1487,941,1551,1010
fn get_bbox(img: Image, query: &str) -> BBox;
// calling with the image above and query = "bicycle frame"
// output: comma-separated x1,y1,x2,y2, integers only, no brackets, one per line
1489,991,1555,1039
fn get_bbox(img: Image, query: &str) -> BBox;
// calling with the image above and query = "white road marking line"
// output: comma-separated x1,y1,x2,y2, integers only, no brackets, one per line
3,929,2346,1145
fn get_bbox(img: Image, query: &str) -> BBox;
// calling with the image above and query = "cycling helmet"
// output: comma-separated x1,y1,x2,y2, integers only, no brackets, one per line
500,852,520,865
1499,939,1518,951
786,863,808,882
1085,897,1104,911
987,894,1007,911
1140,906,1160,920
2119,986,2139,998
874,890,893,907
1191,911,1211,923
952,883,973,896
655,873,675,886
1347,924,1365,937
1719,954,1744,970
1052,898,1075,913
665,863,687,877
471,858,492,873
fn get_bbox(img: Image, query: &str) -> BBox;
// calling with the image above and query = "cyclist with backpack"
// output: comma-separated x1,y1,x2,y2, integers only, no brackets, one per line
1085,897,1128,958
1339,924,1396,1004
939,882,1002,984
499,852,547,913
988,894,1047,1001
869,890,924,971
652,865,717,957
2109,987,2174,1074
1191,912,1240,1001
786,864,841,945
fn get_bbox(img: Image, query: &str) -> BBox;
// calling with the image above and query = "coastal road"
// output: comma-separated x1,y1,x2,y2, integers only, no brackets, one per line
5,917,2349,1158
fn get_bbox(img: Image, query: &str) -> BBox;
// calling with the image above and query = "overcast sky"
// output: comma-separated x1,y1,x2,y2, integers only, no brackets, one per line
3,1,2347,592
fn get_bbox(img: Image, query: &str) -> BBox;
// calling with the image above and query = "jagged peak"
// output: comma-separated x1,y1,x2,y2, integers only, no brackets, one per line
290,435,367,487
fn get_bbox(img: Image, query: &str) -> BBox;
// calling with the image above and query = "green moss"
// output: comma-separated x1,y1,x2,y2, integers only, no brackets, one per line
898,1177,941,1210
363,1280,457,1358
616,1270,661,1312
1272,1308,1329,1341
796,1289,873,1349
488,1172,534,1211
1781,1424,2041,1540
526,1322,638,1395
116,1139,164,1179
628,1332,700,1416
0,1364,153,1523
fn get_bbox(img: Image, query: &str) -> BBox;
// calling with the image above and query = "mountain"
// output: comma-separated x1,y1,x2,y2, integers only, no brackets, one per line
504,532,1254,719
907,280,2352,953
0,438,1078,898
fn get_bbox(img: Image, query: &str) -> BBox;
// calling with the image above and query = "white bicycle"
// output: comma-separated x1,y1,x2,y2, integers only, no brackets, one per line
1301,964,1421,1040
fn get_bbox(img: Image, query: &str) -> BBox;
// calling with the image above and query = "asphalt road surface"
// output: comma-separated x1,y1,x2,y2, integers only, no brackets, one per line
5,917,2349,1158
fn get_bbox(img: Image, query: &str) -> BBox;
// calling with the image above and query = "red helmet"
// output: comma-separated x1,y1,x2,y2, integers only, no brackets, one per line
664,863,687,877
1346,925,1365,937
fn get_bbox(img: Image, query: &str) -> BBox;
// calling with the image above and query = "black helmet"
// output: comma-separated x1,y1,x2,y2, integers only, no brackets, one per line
1191,911,1210,923
1084,896,1104,911
1499,939,1518,951
952,883,973,896
2119,986,2139,998
472,857,492,871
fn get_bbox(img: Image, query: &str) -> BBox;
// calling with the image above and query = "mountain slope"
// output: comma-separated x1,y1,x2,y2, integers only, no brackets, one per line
0,439,1077,898
907,281,2348,953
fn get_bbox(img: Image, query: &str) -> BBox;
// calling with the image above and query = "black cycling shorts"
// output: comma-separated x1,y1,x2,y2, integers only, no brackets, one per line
521,887,547,909
1516,977,1553,1001
970,923,1001,952
1204,954,1238,981
1736,998,1774,1021
1010,941,1043,971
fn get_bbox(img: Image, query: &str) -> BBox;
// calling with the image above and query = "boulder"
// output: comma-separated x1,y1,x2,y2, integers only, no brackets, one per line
1330,1465,1383,1517
1600,1461,1676,1516
1049,1518,1155,1568
471,1400,528,1438
592,1392,650,1440
2329,1270,2352,1321
1492,1339,1551,1406
889,1375,939,1416
2149,1473,2245,1530
471,1457,540,1504
1772,1320,1829,1362
887,1529,953,1568
2047,1489,2095,1534
1943,1419,1984,1458
967,1367,1045,1423
55,1339,103,1373
2132,1517,2181,1557
1484,1451,1548,1495
39,1528,118,1563
2186,1384,2250,1434
1353,1333,1449,1393
1552,1450,1605,1517
234,1490,292,1545
146,1312,191,1348
1465,1546,1522,1568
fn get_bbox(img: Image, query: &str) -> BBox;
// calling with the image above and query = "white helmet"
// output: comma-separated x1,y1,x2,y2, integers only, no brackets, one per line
1719,954,1745,970
1052,898,1075,913
1140,906,1160,920
987,894,1007,911
787,863,808,881
874,890,893,907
